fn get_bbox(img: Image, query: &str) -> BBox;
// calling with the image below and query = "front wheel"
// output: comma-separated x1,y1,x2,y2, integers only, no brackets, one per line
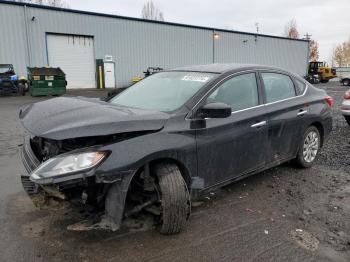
343,79,350,86
345,116,350,126
155,163,191,234
295,126,321,168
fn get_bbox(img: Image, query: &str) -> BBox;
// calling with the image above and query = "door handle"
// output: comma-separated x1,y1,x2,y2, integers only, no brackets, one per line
297,110,308,116
251,121,267,128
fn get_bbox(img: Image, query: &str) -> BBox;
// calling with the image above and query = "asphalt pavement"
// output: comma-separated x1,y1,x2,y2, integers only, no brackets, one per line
0,83,349,262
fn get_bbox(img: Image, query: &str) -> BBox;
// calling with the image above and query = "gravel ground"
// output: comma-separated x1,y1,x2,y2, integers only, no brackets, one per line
0,83,349,262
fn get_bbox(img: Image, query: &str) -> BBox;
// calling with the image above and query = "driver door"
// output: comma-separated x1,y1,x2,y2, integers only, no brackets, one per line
196,72,268,187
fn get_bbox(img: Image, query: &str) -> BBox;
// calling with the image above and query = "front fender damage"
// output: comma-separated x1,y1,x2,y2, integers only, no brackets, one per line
66,170,135,232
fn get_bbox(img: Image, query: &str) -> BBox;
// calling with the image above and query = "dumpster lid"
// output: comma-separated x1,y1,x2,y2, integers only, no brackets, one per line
28,67,65,76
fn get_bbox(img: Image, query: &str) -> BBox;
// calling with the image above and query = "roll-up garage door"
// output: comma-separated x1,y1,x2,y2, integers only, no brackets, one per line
47,34,95,89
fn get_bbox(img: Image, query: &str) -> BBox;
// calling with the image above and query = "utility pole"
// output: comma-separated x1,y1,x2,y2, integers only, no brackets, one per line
303,33,312,40
254,22,259,33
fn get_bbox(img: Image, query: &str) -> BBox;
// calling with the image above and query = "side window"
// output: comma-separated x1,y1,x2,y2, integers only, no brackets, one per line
261,73,296,103
294,79,307,95
207,73,259,112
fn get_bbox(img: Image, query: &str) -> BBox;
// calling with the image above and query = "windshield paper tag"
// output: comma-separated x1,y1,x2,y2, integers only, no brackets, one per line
182,75,210,82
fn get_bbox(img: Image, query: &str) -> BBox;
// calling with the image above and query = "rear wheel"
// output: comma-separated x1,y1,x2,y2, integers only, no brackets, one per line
345,116,350,126
155,163,191,234
295,126,321,168
320,79,329,83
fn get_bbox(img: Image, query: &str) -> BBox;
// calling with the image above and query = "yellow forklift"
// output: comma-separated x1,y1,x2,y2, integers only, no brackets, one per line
105,67,164,101
307,61,337,84
132,67,163,84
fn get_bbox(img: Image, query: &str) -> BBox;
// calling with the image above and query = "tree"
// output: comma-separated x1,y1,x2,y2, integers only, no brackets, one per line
10,0,68,8
309,39,319,62
332,39,350,67
45,0,68,8
141,1,164,21
333,45,344,67
284,19,299,39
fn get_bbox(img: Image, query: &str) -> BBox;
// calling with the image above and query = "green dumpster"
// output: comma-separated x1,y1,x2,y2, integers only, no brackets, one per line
28,67,67,96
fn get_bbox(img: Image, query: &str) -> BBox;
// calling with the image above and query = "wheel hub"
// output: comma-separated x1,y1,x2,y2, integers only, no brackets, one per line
303,131,319,163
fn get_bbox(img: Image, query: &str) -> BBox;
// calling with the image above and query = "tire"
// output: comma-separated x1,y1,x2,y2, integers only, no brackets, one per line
320,79,329,83
295,126,321,168
155,163,190,235
17,83,25,96
345,116,350,126
343,79,350,86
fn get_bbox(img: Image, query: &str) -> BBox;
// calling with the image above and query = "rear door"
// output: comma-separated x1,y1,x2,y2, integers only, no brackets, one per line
259,71,308,164
196,72,268,187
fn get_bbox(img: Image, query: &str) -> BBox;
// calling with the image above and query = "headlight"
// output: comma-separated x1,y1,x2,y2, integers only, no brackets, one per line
30,151,107,180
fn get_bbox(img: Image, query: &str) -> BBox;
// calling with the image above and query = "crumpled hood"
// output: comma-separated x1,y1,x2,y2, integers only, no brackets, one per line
19,96,169,140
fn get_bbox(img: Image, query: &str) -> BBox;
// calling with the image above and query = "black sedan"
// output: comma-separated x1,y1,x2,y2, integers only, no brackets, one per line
20,64,333,234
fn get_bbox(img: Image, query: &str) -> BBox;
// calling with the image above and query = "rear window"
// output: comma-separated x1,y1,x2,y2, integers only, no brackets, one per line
207,73,259,111
294,79,307,95
261,73,296,103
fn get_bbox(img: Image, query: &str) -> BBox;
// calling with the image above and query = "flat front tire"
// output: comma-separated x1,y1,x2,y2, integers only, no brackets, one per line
295,126,321,168
155,163,190,235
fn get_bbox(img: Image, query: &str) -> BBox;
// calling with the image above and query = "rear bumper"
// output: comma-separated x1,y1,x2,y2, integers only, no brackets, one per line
341,100,350,116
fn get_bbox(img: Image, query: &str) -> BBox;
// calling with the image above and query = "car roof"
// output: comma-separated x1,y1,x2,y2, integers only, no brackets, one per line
169,63,288,74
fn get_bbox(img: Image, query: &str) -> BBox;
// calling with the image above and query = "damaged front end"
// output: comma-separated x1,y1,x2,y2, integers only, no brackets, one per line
20,133,146,231
18,96,178,232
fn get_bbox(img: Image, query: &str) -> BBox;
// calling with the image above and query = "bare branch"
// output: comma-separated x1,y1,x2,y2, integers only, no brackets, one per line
141,1,164,21
8,0,69,8
332,38,350,67
309,39,319,62
284,19,299,39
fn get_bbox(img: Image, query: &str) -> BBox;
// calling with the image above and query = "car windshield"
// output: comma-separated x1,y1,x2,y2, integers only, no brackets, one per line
0,66,12,74
110,71,217,112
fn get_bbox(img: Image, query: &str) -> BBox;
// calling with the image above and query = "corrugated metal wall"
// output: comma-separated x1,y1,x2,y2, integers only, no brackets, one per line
214,32,309,76
0,2,309,87
24,5,213,87
0,4,28,77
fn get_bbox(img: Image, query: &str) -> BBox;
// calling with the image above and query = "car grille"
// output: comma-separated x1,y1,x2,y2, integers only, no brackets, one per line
20,136,41,194
21,136,41,173
1,81,12,87
21,175,39,195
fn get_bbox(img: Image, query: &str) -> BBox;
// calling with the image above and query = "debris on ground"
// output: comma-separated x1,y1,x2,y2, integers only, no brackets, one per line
291,229,320,251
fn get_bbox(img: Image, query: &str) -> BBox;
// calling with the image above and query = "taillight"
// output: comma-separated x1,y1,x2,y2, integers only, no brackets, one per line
325,96,333,107
344,90,350,100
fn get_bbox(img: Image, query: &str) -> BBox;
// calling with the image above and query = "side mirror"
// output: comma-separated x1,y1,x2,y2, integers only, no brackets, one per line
198,102,232,119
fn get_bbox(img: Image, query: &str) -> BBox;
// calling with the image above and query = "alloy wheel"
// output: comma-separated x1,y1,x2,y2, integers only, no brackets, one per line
303,131,319,163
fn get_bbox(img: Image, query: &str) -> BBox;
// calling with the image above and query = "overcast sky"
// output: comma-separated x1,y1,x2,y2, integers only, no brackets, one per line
68,0,350,61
